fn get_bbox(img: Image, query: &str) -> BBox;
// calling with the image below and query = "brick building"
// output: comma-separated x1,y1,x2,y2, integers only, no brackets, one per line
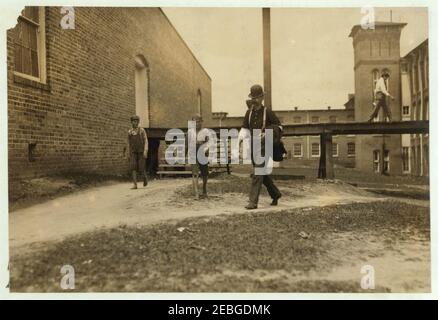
400,39,429,176
7,7,212,181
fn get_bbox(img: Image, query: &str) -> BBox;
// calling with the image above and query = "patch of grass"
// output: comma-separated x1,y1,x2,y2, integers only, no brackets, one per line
9,201,429,292
363,188,429,200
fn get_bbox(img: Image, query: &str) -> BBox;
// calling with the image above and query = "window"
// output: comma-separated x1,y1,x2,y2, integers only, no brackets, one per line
402,106,410,116
373,150,380,173
402,147,410,173
347,115,355,122
293,143,303,157
14,7,46,83
311,116,319,123
311,143,320,157
135,55,150,127
197,90,202,116
425,100,429,121
383,150,390,173
329,116,337,123
372,69,380,95
332,143,339,157
414,65,419,93
347,143,355,157
425,56,429,89
293,116,301,124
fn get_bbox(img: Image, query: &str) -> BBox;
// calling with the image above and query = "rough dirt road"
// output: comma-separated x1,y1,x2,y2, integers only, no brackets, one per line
9,177,382,250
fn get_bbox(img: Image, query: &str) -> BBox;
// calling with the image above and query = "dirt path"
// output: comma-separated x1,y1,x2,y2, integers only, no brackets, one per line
9,178,385,250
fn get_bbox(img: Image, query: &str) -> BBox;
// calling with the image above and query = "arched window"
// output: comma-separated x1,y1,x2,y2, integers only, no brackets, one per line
197,89,202,116
372,69,380,95
134,55,150,127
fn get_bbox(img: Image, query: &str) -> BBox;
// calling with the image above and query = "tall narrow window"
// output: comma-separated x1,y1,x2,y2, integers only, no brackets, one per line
402,147,410,173
373,150,380,173
135,55,150,127
332,143,339,157
372,69,380,96
383,150,390,174
14,6,46,82
347,142,355,157
197,90,202,116
311,143,320,157
293,143,303,157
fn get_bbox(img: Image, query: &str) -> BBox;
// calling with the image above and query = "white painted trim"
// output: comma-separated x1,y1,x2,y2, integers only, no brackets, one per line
311,143,320,158
14,7,46,84
293,143,303,158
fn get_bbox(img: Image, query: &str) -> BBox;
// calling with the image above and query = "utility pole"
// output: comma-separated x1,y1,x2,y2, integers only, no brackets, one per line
262,8,272,110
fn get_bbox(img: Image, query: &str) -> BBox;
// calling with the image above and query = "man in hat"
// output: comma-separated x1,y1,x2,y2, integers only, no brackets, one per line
242,84,282,210
126,115,148,189
368,71,395,122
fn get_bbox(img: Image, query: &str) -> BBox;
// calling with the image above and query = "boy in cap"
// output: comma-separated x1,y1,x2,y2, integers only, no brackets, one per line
189,114,209,199
126,115,148,189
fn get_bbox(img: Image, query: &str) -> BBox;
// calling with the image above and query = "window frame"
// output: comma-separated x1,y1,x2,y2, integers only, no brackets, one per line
311,116,319,123
373,150,380,173
347,142,355,158
332,143,339,157
13,6,47,84
293,143,303,158
402,146,410,173
311,143,320,158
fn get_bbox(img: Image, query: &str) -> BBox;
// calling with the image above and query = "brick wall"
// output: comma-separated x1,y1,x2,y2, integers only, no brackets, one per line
7,7,212,181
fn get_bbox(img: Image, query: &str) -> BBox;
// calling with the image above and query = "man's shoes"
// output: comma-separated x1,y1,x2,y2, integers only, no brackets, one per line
131,184,138,190
143,178,148,187
271,194,282,206
245,204,258,210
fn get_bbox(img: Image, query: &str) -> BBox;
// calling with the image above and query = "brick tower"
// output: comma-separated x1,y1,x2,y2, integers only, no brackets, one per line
349,22,407,174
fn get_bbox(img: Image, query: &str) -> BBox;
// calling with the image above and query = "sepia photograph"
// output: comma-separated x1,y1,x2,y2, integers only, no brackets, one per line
1,2,432,296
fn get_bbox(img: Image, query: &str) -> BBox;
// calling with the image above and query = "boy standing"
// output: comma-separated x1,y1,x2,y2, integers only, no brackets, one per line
189,114,209,199
126,115,148,189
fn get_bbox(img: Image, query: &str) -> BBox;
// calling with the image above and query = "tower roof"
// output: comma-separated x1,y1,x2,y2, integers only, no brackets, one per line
349,21,407,38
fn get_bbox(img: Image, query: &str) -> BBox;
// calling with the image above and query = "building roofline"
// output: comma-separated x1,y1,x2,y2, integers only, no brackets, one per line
349,21,407,37
218,107,352,118
402,38,429,59
158,8,211,80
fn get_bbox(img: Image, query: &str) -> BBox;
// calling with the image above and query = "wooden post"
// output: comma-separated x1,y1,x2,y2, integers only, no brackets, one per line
262,8,272,110
318,132,334,179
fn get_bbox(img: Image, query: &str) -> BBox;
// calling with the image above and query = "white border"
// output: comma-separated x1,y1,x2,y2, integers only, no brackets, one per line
0,0,436,300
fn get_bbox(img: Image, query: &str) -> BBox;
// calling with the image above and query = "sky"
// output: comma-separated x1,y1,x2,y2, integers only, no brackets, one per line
163,7,428,116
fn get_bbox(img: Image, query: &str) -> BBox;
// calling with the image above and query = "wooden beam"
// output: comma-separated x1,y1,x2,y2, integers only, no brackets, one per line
145,121,429,139
318,133,334,179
